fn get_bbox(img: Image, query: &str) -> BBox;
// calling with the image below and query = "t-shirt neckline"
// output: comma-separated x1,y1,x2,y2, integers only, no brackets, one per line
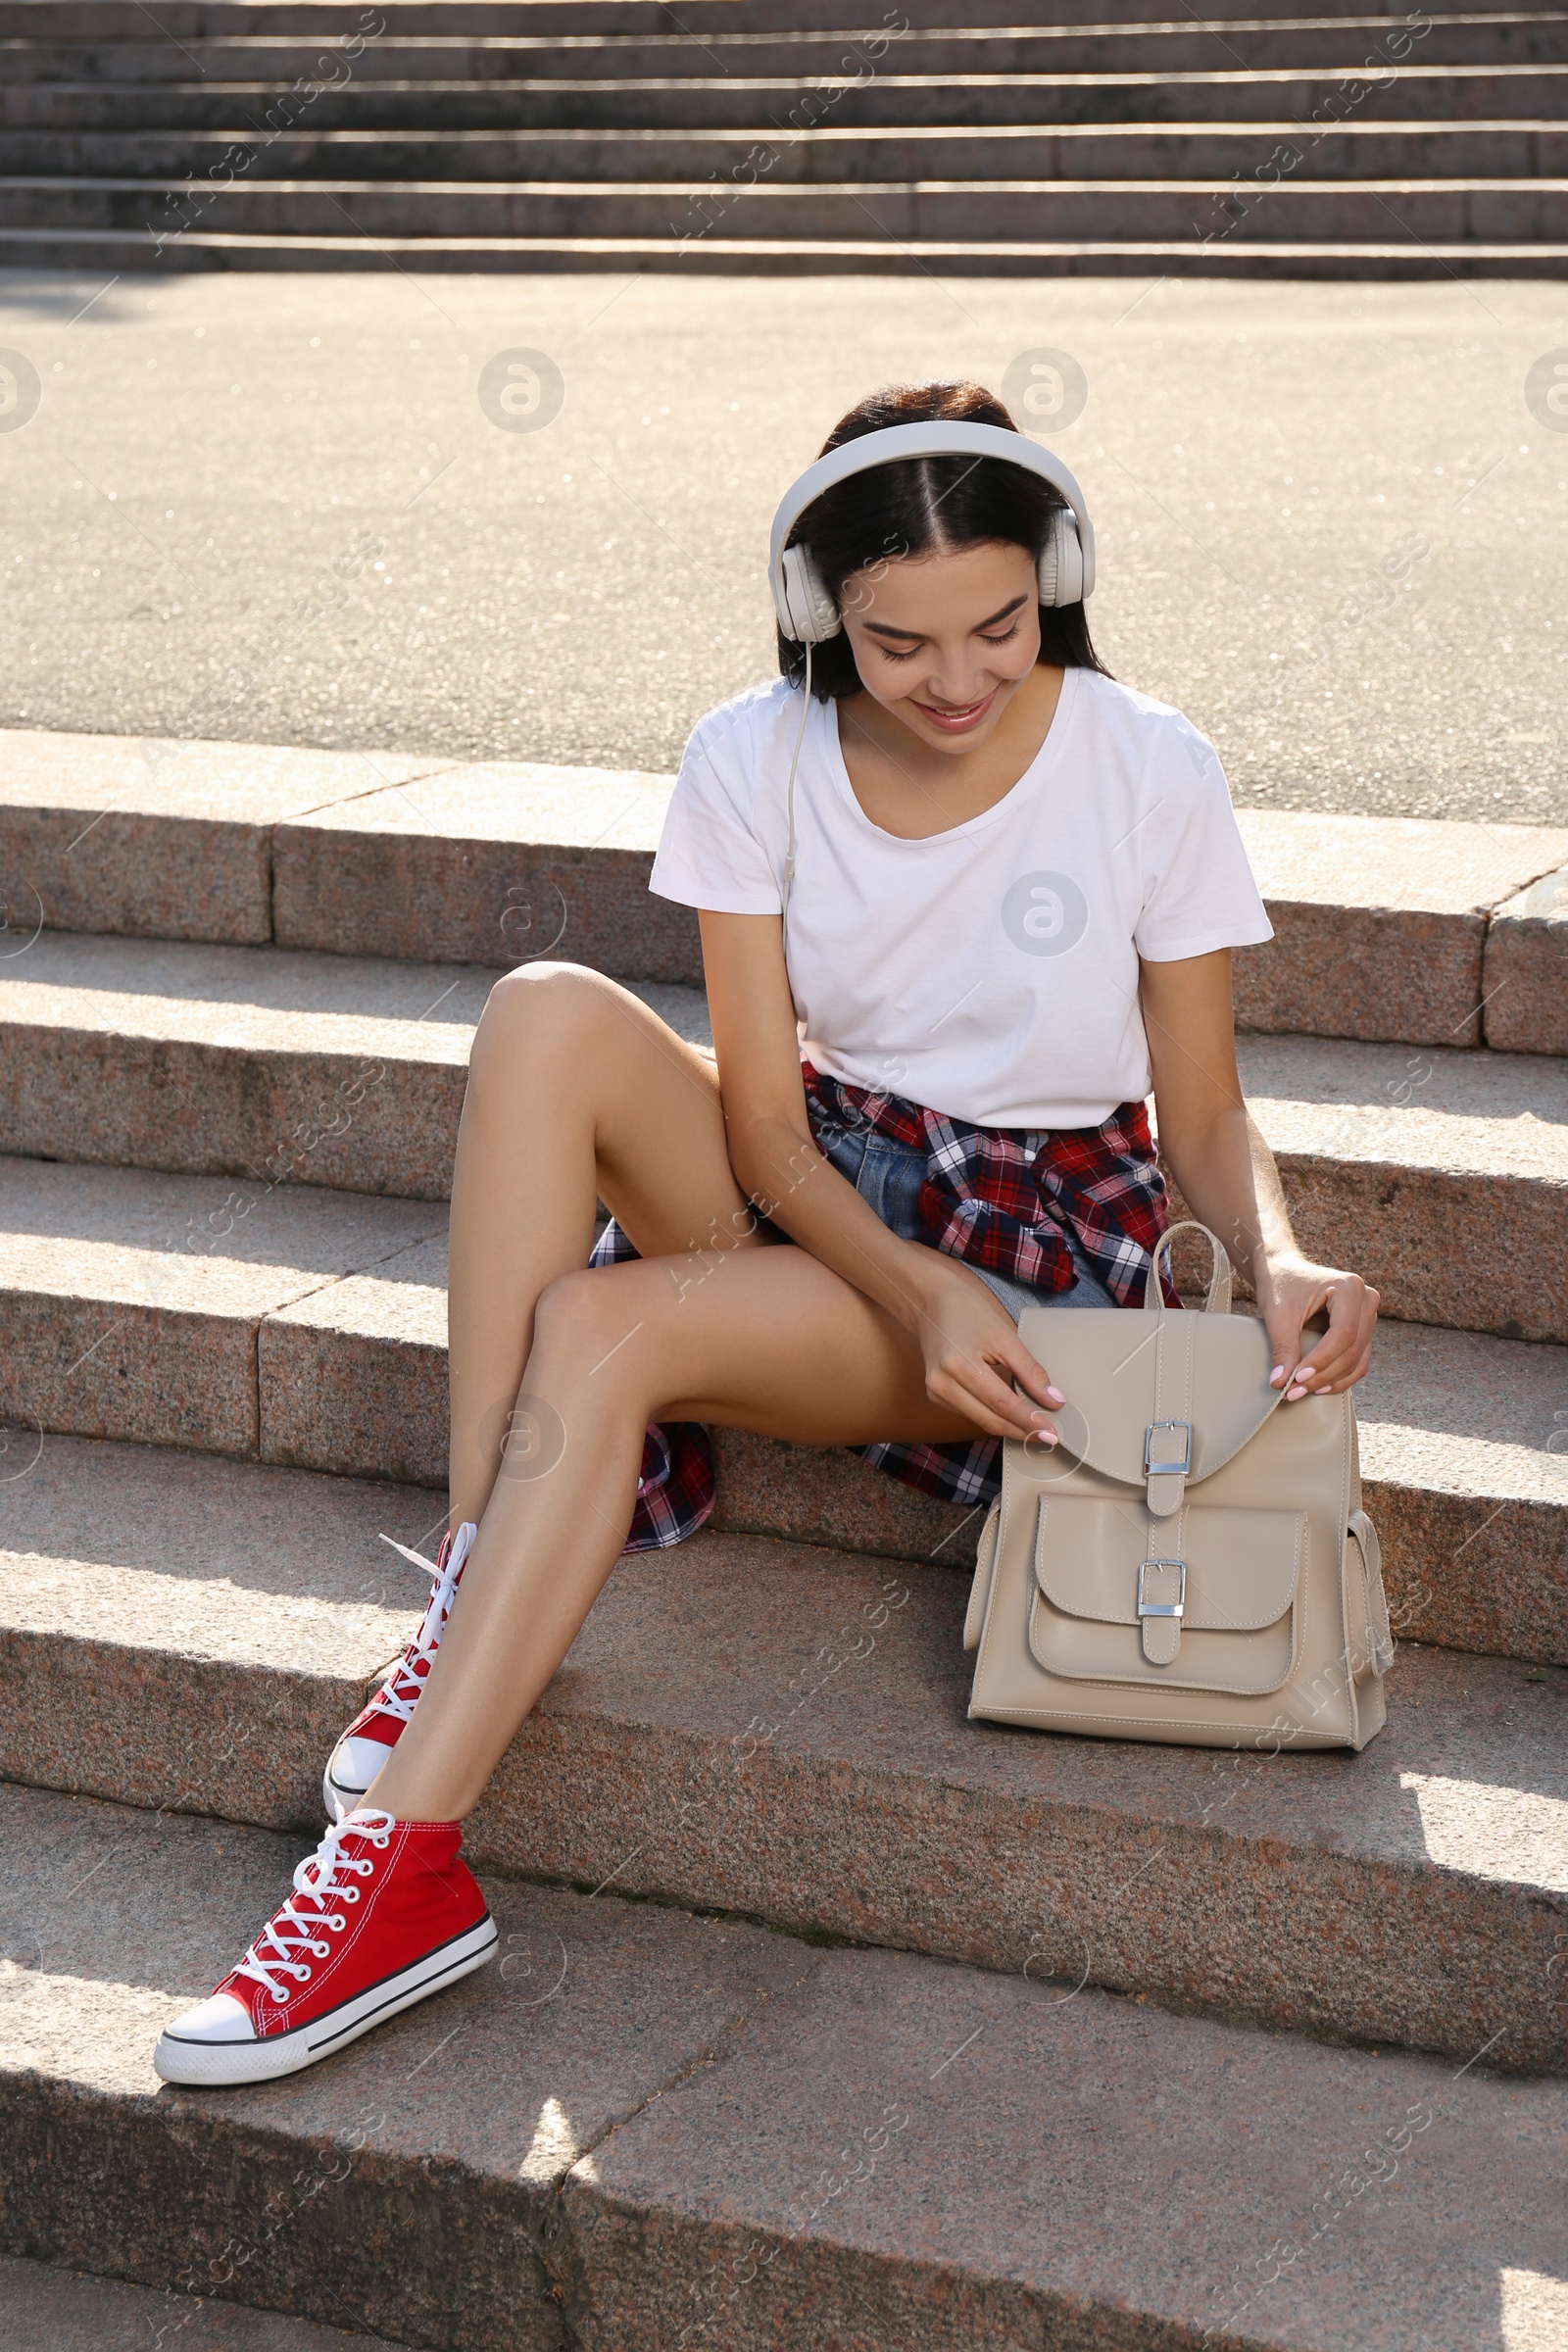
824,662,1081,850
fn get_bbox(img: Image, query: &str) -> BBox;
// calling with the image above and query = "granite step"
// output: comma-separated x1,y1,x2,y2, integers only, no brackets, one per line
0,0,1543,30
0,2254,411,2352
4,729,1566,1049
9,172,1568,245
5,225,1568,274
0,931,1563,1341
6,74,1560,147
0,1155,446,1458
3,65,1564,133
1221,1031,1568,1344
0,932,706,1201
1232,808,1568,1055
0,1160,1563,1659
6,119,1568,180
9,17,1568,79
12,58,1568,125
1,1470,1565,2073
3,1786,1561,2352
0,728,690,973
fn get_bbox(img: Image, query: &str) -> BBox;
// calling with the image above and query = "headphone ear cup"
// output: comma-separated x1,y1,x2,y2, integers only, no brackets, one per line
1037,509,1085,608
778,542,841,643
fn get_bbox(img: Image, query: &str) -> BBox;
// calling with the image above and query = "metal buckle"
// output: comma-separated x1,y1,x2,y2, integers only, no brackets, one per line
1137,1558,1187,1620
1144,1419,1192,1476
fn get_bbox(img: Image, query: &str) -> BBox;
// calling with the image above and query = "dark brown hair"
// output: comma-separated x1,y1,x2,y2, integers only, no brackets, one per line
777,379,1108,700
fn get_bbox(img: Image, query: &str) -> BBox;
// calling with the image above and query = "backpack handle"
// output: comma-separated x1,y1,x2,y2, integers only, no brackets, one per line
1144,1220,1233,1314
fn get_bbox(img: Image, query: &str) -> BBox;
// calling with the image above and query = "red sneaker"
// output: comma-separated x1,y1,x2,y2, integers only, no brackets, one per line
324,1521,476,1822
154,1809,496,2087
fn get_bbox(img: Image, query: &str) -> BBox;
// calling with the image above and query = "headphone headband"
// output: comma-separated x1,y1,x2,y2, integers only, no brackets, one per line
767,419,1096,636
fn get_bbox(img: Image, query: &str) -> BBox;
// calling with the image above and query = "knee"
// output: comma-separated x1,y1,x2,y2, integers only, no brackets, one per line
530,1266,652,1383
471,961,608,1077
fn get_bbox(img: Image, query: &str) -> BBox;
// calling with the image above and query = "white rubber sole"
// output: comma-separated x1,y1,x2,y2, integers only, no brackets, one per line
153,1912,498,2087
322,1760,361,1825
322,1745,392,1827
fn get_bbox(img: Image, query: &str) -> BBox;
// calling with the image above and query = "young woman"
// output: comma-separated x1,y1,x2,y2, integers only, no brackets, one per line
155,380,1379,2085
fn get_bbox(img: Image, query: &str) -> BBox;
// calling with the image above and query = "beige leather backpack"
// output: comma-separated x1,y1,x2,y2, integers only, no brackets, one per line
964,1223,1393,1751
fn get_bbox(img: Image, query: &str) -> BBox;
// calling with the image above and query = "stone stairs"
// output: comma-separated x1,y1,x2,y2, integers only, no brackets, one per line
2,0,1568,274
0,721,1565,2345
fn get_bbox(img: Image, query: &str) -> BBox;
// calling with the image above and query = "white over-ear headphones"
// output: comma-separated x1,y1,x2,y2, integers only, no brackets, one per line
768,418,1096,646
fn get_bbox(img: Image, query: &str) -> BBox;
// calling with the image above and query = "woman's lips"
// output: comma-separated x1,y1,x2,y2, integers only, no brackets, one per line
911,688,997,733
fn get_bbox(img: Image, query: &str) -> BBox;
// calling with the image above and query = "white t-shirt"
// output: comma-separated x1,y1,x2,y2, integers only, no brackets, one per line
649,665,1273,1130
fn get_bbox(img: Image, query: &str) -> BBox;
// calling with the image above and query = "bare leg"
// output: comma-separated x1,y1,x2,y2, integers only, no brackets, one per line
445,961,764,1530
369,1243,972,1825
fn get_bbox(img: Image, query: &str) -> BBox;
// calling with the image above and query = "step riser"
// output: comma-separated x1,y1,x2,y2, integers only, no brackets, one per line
5,125,1568,176
10,776,1563,1055
1,1294,1557,1668
0,2076,560,2352
1236,906,1497,1049
5,226,1566,271
272,830,699,982
1486,888,1568,1056
1269,1157,1566,1346
0,0,1538,29
7,24,1565,74
12,84,1568,134
0,1028,466,1201
3,73,1562,127
0,1628,379,1831
12,179,1568,239
2,1292,265,1453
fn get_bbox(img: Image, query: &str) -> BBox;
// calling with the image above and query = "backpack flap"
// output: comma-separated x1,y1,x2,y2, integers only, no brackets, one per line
1028,1494,1306,1696
1017,1302,1281,1519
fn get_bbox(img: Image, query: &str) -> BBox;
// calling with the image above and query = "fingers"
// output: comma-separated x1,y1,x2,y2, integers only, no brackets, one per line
1297,1281,1379,1395
1268,1275,1381,1400
925,1324,1063,1444
930,1349,1058,1443
1001,1330,1065,1413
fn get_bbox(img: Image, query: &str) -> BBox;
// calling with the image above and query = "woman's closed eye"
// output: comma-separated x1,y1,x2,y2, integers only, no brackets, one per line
879,622,1022,665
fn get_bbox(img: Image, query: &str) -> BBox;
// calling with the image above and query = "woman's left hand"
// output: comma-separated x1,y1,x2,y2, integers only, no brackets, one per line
1257,1255,1380,1400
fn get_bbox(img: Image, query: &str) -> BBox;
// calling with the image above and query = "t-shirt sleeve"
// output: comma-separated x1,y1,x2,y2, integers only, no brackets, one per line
649,702,784,914
1132,717,1274,961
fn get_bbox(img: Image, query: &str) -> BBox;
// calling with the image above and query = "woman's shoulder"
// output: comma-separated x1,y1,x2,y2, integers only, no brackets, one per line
684,675,805,771
1073,668,1222,786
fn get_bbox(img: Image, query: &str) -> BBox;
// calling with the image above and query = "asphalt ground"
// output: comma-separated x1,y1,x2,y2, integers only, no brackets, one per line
0,267,1565,822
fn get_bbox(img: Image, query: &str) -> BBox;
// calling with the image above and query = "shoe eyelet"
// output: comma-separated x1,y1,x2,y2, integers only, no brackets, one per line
342,1886,360,1902
326,1914,346,1931
311,1939,330,1957
270,1990,286,2005
297,1965,312,1982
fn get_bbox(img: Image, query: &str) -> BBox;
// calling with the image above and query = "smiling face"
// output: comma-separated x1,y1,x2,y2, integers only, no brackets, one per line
837,539,1043,756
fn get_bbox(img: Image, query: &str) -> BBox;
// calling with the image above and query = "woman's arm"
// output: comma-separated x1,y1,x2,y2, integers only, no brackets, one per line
700,908,1063,1442
1141,949,1379,1397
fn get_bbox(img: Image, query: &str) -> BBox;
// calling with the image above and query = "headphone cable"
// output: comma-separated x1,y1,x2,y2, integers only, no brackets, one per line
781,638,811,946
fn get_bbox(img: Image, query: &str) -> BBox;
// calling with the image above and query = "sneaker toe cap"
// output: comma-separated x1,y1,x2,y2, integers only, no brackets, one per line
327,1732,391,1802
164,1990,256,2046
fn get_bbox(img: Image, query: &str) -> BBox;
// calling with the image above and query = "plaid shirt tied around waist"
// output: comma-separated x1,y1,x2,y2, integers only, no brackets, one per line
592,1063,1169,1551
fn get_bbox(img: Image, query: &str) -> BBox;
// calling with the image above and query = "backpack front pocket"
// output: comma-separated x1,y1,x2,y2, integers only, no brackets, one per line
1027,1494,1306,1696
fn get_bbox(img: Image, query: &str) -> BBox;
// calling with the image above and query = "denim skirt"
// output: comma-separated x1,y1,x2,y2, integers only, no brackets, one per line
810,1113,1119,1319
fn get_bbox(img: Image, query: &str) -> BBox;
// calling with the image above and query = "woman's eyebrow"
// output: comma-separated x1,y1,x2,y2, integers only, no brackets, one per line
860,593,1030,642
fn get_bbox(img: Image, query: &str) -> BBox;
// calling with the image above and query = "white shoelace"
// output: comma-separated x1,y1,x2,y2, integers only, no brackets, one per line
234,1810,395,2004
368,1522,477,1727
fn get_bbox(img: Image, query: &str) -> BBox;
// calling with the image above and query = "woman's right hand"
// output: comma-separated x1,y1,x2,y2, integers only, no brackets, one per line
902,1253,1065,1443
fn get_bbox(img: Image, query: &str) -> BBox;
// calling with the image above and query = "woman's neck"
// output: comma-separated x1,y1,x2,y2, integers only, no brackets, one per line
835,663,1066,842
